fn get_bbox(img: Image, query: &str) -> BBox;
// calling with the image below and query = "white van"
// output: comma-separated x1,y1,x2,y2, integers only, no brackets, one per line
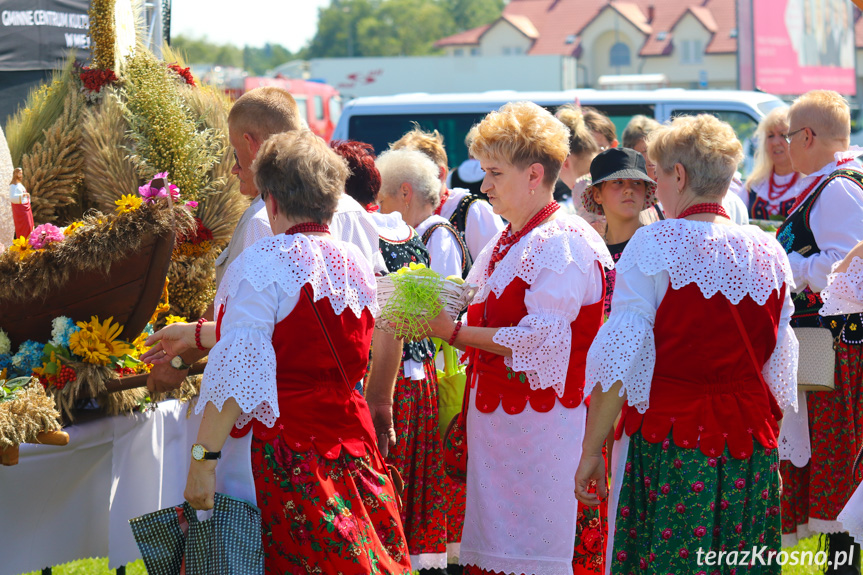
332,89,787,174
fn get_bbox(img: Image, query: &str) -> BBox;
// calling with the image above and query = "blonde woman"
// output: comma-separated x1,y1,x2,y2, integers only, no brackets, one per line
417,101,612,575
577,114,798,574
554,104,601,206
745,107,806,219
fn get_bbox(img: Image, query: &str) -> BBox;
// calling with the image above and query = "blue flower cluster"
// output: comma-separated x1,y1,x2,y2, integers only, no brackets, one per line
0,353,12,373
11,340,45,375
51,316,79,347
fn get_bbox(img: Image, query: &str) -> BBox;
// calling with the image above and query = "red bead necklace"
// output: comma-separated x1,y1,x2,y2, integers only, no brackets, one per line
768,170,799,201
787,175,824,214
488,202,560,276
676,203,729,219
286,222,330,235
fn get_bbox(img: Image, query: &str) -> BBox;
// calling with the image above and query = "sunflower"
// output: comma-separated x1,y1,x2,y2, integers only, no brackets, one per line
69,316,134,365
164,315,187,325
115,194,143,214
8,236,33,259
64,221,85,236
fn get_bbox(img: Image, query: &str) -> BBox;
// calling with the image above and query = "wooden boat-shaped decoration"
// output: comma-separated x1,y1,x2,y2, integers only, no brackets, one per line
0,191,191,348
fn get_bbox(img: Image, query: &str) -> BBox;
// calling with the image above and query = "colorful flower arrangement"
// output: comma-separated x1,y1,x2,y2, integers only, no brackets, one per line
168,63,196,86
139,172,181,204
174,217,215,258
78,66,118,94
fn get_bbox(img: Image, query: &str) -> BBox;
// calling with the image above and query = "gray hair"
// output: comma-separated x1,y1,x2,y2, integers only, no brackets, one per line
376,149,442,208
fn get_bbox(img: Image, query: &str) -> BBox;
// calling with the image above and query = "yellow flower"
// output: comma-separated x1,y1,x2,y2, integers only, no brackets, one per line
69,316,134,364
115,194,143,214
164,315,187,325
8,236,33,259
64,221,85,236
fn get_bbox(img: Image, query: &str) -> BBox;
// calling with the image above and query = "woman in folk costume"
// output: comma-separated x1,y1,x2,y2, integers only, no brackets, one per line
777,90,863,574
411,101,612,575
745,107,808,220
820,239,863,553
144,130,411,574
575,114,799,575
332,139,450,573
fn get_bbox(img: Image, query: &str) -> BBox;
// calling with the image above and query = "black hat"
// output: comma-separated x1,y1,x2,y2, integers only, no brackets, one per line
582,147,657,215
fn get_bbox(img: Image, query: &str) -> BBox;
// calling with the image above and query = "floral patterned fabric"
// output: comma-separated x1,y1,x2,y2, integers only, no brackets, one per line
387,360,448,569
602,240,629,318
781,341,863,534
612,432,781,574
251,436,411,575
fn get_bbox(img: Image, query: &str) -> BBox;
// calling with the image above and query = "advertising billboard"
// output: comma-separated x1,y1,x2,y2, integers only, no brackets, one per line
0,0,91,71
747,0,856,96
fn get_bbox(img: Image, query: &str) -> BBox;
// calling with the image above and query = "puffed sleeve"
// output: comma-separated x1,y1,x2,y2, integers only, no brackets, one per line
820,256,863,315
465,200,505,260
584,261,665,413
240,206,273,252
762,285,799,412
427,226,464,279
491,260,603,397
196,278,279,429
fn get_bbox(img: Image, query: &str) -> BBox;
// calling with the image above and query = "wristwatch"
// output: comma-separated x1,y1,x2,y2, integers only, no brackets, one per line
170,355,192,370
191,443,221,461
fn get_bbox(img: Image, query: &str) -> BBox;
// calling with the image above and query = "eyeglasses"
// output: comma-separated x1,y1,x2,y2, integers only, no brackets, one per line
782,127,816,144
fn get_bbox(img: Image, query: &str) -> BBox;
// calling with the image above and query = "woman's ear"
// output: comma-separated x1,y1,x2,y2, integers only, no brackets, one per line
400,182,413,204
527,163,545,191
592,183,603,206
674,163,687,193
266,194,279,217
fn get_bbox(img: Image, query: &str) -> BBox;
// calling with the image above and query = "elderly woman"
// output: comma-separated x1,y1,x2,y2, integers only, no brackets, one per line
415,101,612,575
377,148,469,278
575,114,799,574
332,139,450,572
745,107,807,220
143,130,411,574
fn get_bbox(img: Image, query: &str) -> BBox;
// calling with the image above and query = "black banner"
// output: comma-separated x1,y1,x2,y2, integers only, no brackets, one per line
0,0,91,71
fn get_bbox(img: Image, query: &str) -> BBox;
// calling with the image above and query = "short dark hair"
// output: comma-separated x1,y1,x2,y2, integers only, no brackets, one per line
331,140,380,206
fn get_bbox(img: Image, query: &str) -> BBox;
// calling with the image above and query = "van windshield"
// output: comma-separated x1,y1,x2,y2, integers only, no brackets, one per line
348,103,654,167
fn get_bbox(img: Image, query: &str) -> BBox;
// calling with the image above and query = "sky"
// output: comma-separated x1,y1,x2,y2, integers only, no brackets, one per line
170,0,332,52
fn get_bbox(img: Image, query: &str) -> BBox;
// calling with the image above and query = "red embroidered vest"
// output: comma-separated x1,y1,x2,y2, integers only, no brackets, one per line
621,282,786,459
465,262,605,414
227,289,377,459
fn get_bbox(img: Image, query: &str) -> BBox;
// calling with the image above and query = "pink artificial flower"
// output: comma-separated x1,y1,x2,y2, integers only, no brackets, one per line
139,182,167,203
28,223,64,249
153,171,169,180
168,183,181,201
184,200,198,210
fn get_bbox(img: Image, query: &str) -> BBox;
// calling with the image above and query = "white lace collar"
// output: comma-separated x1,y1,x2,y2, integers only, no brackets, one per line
216,234,379,317
467,214,613,303
370,211,412,242
617,219,794,305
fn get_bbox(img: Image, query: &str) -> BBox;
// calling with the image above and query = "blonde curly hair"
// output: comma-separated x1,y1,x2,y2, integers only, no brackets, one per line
555,104,600,157
647,114,743,197
390,123,449,171
468,101,570,186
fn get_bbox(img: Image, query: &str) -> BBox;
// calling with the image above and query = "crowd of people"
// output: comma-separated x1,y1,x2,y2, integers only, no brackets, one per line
137,85,863,575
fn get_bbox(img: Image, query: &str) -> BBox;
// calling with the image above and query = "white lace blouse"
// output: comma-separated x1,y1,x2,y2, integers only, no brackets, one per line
584,219,800,414
820,256,863,316
197,234,379,430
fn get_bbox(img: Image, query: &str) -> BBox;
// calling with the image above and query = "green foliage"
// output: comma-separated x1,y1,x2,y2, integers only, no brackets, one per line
171,34,300,75
121,50,219,201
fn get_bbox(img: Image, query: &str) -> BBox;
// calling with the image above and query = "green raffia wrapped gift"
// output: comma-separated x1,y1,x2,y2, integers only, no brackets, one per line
376,263,477,341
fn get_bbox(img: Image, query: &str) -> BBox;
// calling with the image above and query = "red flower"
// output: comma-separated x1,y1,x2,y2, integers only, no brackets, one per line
643,476,651,487
710,501,715,511
676,503,686,514
168,62,196,86
625,462,632,472
661,483,670,495
673,458,683,469
761,488,769,500
662,438,670,450
720,499,729,510
639,557,648,570
629,528,637,539
332,514,357,542
79,67,118,93
621,506,630,517
582,527,603,554
616,551,628,562
734,478,746,489
708,457,717,467
648,490,658,502
691,481,705,493
649,553,656,562
755,472,761,482
661,528,673,540
694,526,707,538
679,548,689,559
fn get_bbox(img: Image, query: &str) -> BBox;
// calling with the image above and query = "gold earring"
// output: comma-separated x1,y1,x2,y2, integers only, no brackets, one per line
529,188,535,196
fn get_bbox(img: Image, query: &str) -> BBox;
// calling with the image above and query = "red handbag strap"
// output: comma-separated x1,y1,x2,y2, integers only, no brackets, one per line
726,298,768,389
303,284,354,396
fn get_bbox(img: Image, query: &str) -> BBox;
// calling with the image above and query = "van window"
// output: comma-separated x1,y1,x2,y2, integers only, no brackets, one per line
294,96,309,127
329,96,342,125
314,96,325,121
581,104,655,141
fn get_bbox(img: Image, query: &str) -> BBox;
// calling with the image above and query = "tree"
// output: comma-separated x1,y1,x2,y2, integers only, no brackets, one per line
444,0,505,31
171,34,300,75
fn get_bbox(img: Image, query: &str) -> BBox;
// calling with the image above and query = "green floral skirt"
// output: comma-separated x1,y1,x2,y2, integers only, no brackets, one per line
612,433,781,574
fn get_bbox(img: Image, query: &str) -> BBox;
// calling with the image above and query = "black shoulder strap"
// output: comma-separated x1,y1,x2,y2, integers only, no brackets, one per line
448,194,484,234
421,222,472,278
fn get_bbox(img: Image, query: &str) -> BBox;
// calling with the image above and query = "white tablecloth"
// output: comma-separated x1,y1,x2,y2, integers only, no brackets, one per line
0,399,203,574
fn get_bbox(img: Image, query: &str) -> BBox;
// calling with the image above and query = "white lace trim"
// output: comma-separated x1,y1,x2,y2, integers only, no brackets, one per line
409,552,447,570
821,256,863,316
617,220,794,305
778,391,810,466
460,550,574,575
839,485,863,546
466,215,612,304
584,306,655,412
763,322,800,412
197,324,279,428
216,234,379,318
493,310,574,396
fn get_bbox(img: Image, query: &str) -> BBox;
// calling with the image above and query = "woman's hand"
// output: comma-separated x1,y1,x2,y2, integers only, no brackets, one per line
141,323,197,364
574,452,608,506
392,308,456,342
185,460,217,510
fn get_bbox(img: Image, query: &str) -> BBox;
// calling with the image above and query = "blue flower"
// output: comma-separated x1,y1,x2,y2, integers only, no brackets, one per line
0,353,12,370
51,316,79,347
12,340,45,374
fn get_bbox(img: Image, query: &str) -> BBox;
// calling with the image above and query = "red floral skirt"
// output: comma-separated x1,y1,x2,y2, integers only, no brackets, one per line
781,341,863,532
251,435,412,574
386,361,448,567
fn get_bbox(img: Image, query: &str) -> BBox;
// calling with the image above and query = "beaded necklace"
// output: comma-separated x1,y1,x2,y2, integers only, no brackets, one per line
676,203,729,219
487,202,559,276
285,222,330,235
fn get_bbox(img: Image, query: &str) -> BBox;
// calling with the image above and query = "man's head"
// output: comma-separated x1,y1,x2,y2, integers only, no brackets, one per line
787,90,850,174
228,87,303,197
390,124,449,184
